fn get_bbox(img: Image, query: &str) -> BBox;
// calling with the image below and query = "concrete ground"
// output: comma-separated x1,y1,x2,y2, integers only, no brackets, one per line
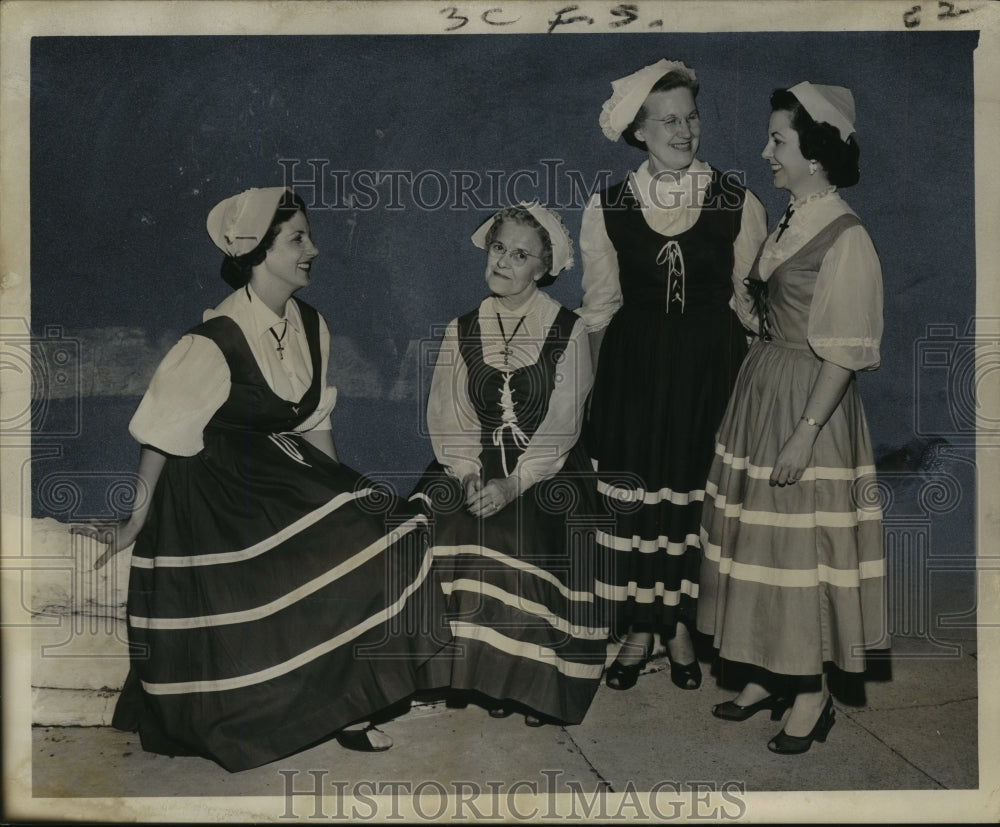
23,635,990,823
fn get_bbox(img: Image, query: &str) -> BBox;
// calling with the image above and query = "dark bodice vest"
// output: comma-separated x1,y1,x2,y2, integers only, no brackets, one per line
190,297,322,434
600,168,746,317
456,305,578,474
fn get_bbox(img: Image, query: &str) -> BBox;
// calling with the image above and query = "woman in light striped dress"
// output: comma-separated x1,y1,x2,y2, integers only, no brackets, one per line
413,203,611,727
74,187,450,771
697,84,887,754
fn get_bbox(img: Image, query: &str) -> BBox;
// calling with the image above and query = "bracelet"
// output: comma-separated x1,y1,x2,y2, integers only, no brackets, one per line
800,416,821,429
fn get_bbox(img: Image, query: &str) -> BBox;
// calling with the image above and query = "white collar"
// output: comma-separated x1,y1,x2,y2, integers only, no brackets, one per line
789,185,838,209
632,158,712,204
243,284,302,339
486,288,544,319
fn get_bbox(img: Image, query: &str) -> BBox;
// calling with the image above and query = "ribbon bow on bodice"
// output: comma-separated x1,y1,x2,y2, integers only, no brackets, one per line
491,371,531,476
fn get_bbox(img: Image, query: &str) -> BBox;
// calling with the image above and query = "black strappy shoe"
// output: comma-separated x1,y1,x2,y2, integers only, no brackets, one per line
767,696,835,754
669,658,702,690
488,706,514,718
335,724,392,752
712,694,791,722
524,712,561,727
605,653,648,691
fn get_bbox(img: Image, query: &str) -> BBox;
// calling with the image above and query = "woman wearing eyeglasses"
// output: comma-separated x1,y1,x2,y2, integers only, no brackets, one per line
580,59,767,692
413,203,610,728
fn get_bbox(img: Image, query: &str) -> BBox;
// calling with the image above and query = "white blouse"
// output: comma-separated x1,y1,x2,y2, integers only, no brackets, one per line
129,285,337,456
578,158,768,332
427,290,593,493
751,190,883,372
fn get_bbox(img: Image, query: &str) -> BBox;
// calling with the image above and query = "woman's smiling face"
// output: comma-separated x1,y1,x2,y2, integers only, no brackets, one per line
259,211,319,293
762,109,812,195
633,87,701,175
484,220,547,310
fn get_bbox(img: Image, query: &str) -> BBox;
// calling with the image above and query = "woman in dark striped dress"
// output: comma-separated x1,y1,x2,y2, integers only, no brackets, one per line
697,84,886,754
413,203,610,727
74,187,450,771
580,59,767,690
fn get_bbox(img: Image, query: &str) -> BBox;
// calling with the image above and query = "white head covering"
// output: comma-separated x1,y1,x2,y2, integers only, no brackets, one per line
788,82,856,141
599,58,698,141
470,201,574,276
206,187,291,257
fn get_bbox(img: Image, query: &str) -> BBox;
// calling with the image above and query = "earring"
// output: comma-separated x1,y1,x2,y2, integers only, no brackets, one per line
808,161,818,176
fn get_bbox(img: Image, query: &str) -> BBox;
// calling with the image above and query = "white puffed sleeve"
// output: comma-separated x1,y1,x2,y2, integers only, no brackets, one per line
807,224,883,371
729,189,769,333
128,335,231,456
426,319,483,483
294,311,337,433
578,193,622,333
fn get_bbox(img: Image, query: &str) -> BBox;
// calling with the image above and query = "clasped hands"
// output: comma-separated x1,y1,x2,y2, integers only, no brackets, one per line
462,473,519,518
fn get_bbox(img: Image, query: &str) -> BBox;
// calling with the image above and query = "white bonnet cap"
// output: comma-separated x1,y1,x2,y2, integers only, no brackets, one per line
470,201,575,276
206,187,291,257
600,58,698,141
788,82,856,141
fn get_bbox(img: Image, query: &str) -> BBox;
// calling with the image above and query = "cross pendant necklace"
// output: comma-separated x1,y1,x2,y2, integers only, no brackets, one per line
775,203,795,241
496,312,526,368
269,321,288,360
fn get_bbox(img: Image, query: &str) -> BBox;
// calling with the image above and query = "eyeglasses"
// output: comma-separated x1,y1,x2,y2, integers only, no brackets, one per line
488,241,543,266
644,112,700,131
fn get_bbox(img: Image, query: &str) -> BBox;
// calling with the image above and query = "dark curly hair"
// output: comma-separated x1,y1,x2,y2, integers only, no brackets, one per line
623,69,700,151
220,189,309,289
483,206,556,287
770,88,860,188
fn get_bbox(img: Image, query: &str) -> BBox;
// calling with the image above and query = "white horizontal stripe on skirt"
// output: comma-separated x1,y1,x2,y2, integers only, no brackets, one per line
442,578,608,640
431,544,596,604
131,516,428,630
131,488,381,569
141,543,436,695
449,621,605,680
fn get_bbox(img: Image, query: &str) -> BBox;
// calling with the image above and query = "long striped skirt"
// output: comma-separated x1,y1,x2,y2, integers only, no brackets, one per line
588,307,748,634
412,444,611,724
115,430,451,772
696,338,888,675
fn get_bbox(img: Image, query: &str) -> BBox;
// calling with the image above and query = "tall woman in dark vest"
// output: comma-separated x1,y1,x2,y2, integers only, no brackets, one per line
73,187,450,771
414,203,611,727
580,60,767,691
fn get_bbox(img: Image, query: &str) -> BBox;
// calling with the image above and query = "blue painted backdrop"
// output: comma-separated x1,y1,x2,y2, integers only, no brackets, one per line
30,32,977,546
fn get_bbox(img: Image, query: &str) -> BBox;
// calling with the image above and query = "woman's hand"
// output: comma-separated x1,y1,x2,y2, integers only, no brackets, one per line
462,472,483,502
466,477,519,518
770,423,819,487
70,519,142,569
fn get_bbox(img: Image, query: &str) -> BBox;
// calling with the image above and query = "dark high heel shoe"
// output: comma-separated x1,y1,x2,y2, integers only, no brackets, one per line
488,706,514,718
712,694,791,722
524,712,560,727
767,696,835,754
669,659,702,690
605,652,648,691
666,621,702,690
335,724,392,752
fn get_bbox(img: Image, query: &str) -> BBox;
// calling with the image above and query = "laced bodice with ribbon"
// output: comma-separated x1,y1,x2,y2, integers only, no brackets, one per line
599,168,746,320
455,306,578,479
